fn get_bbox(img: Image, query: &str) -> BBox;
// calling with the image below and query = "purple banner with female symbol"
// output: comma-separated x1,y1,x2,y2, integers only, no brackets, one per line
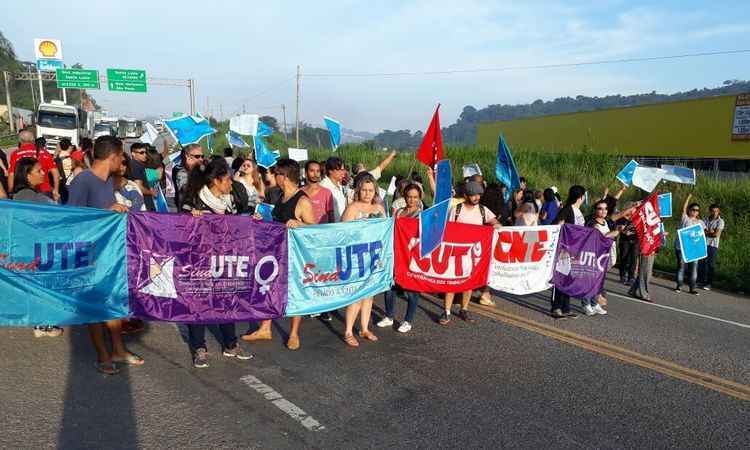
127,213,288,323
552,224,613,299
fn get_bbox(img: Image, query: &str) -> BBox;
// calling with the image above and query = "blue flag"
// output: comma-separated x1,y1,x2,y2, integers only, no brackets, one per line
257,120,274,138
495,134,521,203
0,201,129,326
419,199,451,258
286,219,394,316
226,130,249,148
435,159,452,204
155,185,169,213
256,203,275,222
254,135,280,169
677,223,707,263
657,193,672,218
661,164,696,185
164,115,216,146
616,160,639,186
324,116,341,150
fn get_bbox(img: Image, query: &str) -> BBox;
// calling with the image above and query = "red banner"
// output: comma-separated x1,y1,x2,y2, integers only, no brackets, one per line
394,217,493,293
632,192,662,256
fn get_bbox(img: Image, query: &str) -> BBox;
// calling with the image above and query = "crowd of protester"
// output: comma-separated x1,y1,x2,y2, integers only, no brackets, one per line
0,129,725,374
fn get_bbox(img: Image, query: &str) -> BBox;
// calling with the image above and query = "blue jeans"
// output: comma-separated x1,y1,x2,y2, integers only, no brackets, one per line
187,323,237,351
675,250,697,291
698,246,718,286
581,295,599,308
384,289,419,323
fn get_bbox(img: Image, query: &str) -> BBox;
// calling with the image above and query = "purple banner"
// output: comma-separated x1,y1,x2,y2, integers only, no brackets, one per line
127,212,288,323
552,224,612,299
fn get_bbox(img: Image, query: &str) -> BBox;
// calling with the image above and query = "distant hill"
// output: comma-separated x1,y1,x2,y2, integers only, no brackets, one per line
373,80,750,149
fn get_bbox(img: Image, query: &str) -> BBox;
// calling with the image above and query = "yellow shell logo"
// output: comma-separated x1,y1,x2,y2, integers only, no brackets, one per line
38,40,58,58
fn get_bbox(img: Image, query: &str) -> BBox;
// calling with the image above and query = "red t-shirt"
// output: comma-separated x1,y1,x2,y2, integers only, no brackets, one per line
305,185,334,224
9,143,56,193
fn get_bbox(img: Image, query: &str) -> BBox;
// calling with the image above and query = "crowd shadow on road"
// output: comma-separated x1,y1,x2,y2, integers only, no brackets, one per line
57,324,140,449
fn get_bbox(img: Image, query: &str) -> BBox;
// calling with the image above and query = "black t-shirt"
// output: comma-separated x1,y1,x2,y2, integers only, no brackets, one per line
128,159,155,211
615,217,638,243
553,205,575,225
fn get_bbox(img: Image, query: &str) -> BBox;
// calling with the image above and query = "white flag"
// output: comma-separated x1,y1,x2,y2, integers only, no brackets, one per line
632,166,666,192
230,114,259,136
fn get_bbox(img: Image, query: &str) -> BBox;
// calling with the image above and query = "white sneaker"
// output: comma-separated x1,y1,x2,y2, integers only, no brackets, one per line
397,321,412,333
593,304,608,315
376,317,394,328
583,305,596,316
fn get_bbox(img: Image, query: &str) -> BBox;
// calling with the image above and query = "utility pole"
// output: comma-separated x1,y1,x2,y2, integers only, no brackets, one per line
28,65,36,110
61,87,67,104
37,67,45,104
3,71,15,133
219,103,223,121
281,104,288,140
295,64,301,148
187,79,195,115
242,104,246,114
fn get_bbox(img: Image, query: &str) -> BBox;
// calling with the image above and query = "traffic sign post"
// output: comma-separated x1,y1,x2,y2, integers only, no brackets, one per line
56,68,100,89
107,68,147,92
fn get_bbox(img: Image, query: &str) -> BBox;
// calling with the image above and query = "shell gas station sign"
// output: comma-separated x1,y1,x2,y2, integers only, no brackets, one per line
34,38,64,72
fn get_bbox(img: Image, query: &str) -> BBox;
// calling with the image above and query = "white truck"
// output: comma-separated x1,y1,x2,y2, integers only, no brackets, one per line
35,100,80,152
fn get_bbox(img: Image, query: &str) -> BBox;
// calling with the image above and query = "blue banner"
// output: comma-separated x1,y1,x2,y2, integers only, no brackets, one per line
0,200,128,326
434,159,452,204
657,192,672,218
254,135,280,169
661,165,696,185
164,115,216,145
323,116,341,150
678,223,707,263
286,219,394,316
226,130,249,148
419,199,451,258
495,134,520,203
616,160,639,186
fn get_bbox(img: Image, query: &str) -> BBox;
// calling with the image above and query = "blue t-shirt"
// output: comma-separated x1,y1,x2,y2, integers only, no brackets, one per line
540,201,559,225
67,170,116,209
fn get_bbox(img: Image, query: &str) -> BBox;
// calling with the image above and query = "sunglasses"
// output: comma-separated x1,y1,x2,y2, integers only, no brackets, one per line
189,154,204,159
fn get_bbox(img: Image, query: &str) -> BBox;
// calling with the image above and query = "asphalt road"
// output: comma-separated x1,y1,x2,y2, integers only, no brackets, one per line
2,274,749,449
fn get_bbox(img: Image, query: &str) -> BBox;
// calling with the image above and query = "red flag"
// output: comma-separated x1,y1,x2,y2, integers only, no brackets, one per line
416,104,443,168
632,192,662,256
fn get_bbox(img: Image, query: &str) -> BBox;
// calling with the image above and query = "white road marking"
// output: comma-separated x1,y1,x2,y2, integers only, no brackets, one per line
607,292,750,330
240,375,325,432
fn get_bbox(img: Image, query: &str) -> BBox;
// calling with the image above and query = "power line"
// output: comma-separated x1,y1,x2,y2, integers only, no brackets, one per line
239,76,295,102
304,49,750,78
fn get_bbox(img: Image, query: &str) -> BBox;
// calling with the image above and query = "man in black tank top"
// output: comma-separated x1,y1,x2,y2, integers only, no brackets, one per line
243,159,315,350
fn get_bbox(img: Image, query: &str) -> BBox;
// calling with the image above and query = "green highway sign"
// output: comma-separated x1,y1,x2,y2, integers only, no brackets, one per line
56,69,100,89
106,68,147,93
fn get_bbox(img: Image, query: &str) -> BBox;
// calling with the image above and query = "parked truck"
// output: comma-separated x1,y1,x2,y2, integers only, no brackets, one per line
35,101,79,152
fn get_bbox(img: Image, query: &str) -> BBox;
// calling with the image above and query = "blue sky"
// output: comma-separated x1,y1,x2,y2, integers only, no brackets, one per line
3,0,749,132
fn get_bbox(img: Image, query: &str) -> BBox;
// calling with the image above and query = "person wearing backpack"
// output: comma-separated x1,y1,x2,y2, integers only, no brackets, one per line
439,181,502,325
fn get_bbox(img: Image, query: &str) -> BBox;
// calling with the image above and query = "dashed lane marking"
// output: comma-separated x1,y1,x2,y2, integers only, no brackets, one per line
240,375,326,432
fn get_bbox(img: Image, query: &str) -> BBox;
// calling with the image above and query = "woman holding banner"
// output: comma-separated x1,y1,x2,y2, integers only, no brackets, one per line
674,194,705,295
342,172,386,347
377,183,423,333
182,158,252,368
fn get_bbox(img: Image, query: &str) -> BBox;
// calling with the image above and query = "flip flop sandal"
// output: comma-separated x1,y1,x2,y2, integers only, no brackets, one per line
344,333,359,347
95,361,120,375
111,353,145,366
358,331,379,342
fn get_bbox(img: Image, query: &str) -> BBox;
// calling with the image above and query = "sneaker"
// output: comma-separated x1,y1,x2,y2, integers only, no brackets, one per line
457,309,476,323
702,285,711,291
33,326,47,338
593,304,608,315
674,288,682,293
223,345,253,360
193,348,209,368
439,311,451,325
397,321,412,333
689,290,700,296
583,305,596,316
376,317,394,328
563,311,578,319
551,309,565,319
320,312,333,322
45,326,64,337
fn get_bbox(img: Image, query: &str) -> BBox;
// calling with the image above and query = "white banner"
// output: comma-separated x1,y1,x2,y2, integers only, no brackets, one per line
488,225,560,295
229,114,259,136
